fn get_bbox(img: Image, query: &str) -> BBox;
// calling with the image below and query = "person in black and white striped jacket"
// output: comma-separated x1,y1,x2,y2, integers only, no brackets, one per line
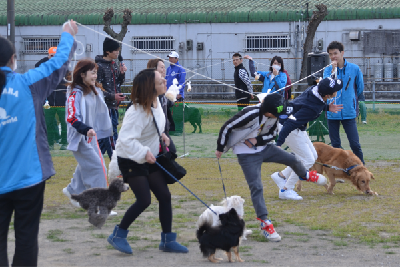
232,53,254,110
215,93,313,242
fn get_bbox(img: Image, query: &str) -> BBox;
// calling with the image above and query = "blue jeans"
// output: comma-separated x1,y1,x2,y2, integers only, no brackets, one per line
328,118,364,164
99,109,119,160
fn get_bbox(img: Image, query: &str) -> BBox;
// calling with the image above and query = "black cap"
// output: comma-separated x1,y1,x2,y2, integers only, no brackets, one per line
317,77,343,97
260,93,286,117
103,37,120,53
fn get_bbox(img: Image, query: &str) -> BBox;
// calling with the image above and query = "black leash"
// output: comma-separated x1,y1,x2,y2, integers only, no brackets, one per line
217,158,227,199
315,161,358,176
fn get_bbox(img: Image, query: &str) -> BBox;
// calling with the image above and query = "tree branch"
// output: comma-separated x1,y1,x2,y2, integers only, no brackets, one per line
299,4,329,81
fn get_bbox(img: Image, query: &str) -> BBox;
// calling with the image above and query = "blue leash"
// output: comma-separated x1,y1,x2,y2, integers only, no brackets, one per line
155,160,218,216
217,158,227,199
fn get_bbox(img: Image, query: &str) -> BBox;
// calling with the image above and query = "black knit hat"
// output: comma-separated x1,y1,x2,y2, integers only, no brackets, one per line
260,93,285,117
318,77,343,97
103,37,120,53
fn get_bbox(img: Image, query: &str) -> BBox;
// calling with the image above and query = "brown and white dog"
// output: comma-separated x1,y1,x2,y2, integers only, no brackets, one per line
298,142,378,195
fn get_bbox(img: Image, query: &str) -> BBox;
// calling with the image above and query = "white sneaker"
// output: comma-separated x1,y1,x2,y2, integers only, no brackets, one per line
271,172,286,189
259,219,281,242
62,187,81,208
96,209,117,216
362,121,367,124
279,189,303,200
109,210,117,216
305,171,328,186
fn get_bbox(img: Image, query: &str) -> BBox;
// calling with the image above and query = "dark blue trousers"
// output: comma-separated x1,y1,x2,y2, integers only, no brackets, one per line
98,109,119,160
328,118,365,164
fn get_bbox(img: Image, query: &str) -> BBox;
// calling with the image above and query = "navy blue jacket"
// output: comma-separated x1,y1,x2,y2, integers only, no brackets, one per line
276,86,328,146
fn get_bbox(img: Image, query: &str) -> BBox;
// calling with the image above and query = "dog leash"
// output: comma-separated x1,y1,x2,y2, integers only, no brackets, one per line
314,161,358,176
88,133,109,186
217,158,227,199
155,157,218,216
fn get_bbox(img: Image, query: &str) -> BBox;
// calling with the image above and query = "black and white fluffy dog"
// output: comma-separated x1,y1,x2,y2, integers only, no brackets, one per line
196,208,245,263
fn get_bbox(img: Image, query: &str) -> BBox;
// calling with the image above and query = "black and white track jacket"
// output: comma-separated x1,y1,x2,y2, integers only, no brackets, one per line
217,104,279,153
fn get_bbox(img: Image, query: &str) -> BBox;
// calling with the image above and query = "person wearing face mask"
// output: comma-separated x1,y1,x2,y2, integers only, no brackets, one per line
270,78,343,200
0,20,77,267
244,55,288,97
63,59,114,212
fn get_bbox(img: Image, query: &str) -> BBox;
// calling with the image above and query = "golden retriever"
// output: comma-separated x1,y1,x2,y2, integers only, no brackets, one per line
297,142,378,195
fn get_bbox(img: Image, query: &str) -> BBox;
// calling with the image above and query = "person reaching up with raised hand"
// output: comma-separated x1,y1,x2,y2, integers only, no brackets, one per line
0,20,77,267
244,55,287,97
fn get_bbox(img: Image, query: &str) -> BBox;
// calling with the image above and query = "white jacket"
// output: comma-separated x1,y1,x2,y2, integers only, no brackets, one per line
116,98,165,164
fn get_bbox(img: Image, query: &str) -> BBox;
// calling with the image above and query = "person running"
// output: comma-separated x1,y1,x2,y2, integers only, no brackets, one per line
271,77,343,200
108,69,188,254
62,59,115,216
215,93,324,241
0,20,77,267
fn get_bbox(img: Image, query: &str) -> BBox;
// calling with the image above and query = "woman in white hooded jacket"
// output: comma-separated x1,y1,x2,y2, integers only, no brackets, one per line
63,59,112,208
107,69,188,255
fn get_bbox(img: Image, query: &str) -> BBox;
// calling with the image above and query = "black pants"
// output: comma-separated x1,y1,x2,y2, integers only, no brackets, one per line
0,182,46,267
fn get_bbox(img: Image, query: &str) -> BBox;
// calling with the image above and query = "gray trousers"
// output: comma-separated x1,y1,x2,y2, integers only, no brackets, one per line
67,137,108,195
237,144,307,220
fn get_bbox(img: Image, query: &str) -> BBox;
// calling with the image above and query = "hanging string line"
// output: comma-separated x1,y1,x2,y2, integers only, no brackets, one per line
75,22,332,98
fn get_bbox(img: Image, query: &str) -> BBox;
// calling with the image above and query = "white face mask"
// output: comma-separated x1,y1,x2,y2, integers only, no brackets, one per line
272,65,281,71
13,59,17,71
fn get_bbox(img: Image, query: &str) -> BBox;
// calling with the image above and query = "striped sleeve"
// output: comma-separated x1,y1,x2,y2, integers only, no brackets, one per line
239,69,253,94
216,107,259,152
66,91,92,136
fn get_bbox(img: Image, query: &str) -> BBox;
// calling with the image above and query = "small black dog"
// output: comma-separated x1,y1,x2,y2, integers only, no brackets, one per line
197,208,245,263
71,179,129,228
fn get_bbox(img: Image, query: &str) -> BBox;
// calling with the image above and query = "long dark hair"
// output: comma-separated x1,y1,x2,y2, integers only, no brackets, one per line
269,56,285,72
0,36,15,95
68,59,103,95
130,69,156,115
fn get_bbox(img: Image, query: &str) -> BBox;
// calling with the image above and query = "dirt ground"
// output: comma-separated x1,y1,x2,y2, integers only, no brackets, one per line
6,198,400,267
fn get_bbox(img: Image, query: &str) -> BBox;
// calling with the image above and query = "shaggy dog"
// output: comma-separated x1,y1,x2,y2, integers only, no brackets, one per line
197,208,245,263
298,142,377,195
71,179,129,228
196,196,252,240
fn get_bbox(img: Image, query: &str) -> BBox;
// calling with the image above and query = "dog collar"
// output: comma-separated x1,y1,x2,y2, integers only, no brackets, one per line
344,165,359,175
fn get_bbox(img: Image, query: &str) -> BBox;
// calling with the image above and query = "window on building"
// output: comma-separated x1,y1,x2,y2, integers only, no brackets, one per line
245,35,290,52
21,38,60,54
131,36,174,52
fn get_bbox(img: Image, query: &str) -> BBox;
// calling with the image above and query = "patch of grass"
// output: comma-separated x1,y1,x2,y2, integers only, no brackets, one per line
106,244,115,250
127,236,141,241
47,229,67,242
243,253,253,256
385,251,396,254
296,238,310,243
93,253,101,256
333,240,348,246
92,234,107,239
252,260,269,264
283,231,309,236
239,246,252,252
63,248,74,254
